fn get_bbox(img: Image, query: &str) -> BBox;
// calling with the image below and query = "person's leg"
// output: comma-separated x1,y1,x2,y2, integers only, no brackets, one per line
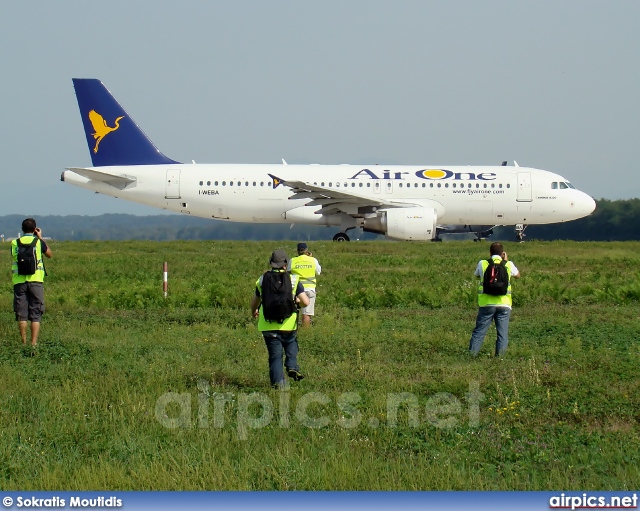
13,284,28,345
469,307,496,356
494,307,512,356
30,322,41,347
19,321,28,345
263,332,285,386
282,331,304,380
27,282,45,347
300,291,315,327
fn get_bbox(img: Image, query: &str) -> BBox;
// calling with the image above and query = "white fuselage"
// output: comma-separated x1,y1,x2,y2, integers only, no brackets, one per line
62,164,596,229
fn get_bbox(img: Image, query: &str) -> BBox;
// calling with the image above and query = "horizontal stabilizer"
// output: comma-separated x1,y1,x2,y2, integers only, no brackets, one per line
65,167,137,190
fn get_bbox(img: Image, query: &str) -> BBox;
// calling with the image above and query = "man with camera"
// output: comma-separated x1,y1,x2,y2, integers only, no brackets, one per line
288,243,322,327
469,242,520,357
10,218,52,348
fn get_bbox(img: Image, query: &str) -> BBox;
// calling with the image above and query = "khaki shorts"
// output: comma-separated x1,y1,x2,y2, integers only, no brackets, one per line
14,282,45,322
301,289,316,316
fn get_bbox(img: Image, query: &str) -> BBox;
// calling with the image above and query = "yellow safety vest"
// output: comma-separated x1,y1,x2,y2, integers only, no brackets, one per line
256,271,300,331
11,235,45,285
290,254,317,290
477,256,513,307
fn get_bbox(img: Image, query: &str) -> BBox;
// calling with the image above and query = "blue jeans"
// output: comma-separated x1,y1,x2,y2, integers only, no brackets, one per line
469,306,511,356
263,330,300,386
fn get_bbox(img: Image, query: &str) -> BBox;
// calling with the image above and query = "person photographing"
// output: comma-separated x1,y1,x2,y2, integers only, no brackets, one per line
11,218,53,349
469,242,520,357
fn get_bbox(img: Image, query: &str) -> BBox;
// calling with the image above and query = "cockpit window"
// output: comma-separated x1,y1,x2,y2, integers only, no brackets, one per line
559,182,568,189
566,182,575,189
551,182,558,189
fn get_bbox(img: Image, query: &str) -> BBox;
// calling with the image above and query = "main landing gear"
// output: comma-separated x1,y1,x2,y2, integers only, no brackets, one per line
515,223,527,242
333,232,350,242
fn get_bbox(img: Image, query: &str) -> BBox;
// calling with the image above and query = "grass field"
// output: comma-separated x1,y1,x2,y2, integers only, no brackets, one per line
1,240,639,490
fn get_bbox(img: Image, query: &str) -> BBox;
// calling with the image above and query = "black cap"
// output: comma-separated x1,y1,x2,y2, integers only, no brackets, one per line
297,243,308,251
270,249,288,268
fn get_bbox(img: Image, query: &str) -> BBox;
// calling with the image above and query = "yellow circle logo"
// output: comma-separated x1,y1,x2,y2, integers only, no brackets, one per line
422,169,447,179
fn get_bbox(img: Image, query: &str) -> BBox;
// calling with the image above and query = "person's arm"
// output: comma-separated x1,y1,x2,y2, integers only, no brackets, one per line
250,291,261,318
35,228,52,258
294,282,309,307
296,290,310,308
315,258,321,275
502,252,520,279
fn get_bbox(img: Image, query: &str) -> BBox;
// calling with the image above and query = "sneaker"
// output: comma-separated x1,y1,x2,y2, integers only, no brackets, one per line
287,369,305,381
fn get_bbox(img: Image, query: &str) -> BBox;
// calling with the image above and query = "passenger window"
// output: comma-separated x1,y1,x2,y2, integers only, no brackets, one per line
352,183,355,187
437,183,441,188
430,183,434,188
399,183,403,188
499,183,502,188
222,181,226,186
215,181,218,186
359,183,363,187
483,183,487,188
452,183,456,188
506,184,510,188
206,181,211,186
230,181,233,186
199,181,203,186
445,183,449,188
252,182,256,186
367,183,371,187
336,182,340,187
491,183,495,188
245,182,249,186
476,184,480,188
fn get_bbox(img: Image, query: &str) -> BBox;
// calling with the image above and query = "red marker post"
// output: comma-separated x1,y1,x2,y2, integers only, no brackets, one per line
163,262,168,298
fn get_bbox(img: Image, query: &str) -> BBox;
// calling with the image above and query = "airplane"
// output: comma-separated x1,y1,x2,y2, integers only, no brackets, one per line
62,79,596,242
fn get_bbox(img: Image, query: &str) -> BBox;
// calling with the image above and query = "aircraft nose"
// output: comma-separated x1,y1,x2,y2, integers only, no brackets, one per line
577,193,596,216
585,194,596,214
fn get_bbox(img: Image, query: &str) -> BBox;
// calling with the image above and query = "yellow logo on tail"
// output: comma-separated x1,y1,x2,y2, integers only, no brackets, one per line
88,110,124,153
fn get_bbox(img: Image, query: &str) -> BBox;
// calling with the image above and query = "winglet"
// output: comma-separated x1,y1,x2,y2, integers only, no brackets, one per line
72,79,181,167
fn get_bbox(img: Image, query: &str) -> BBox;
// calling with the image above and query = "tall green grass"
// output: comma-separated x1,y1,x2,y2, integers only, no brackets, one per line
0,240,638,489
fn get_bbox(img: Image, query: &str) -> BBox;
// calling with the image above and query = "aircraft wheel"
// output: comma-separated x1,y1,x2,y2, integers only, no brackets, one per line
333,232,350,242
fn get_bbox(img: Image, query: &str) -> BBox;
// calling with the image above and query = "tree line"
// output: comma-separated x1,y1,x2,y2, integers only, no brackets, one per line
0,198,637,241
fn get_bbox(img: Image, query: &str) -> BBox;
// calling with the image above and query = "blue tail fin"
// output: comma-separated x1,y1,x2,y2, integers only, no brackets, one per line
72,79,180,167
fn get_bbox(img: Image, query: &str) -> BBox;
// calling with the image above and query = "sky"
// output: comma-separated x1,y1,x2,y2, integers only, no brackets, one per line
1,1,638,217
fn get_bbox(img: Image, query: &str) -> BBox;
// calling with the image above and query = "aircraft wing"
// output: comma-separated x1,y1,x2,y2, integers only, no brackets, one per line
66,167,137,190
270,174,421,216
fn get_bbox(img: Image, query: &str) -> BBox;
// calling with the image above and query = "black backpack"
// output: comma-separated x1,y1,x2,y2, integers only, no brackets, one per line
261,270,296,323
482,258,509,296
16,238,39,276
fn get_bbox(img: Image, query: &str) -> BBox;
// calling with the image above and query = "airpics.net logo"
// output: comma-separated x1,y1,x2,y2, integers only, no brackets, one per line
155,381,484,440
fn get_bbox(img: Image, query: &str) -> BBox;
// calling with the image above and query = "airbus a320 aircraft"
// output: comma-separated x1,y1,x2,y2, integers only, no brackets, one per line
62,79,596,242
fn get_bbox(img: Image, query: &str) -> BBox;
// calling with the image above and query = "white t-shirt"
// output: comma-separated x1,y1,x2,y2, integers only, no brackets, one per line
474,258,519,278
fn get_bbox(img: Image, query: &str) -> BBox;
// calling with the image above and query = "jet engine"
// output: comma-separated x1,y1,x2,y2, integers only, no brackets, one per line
363,207,437,241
